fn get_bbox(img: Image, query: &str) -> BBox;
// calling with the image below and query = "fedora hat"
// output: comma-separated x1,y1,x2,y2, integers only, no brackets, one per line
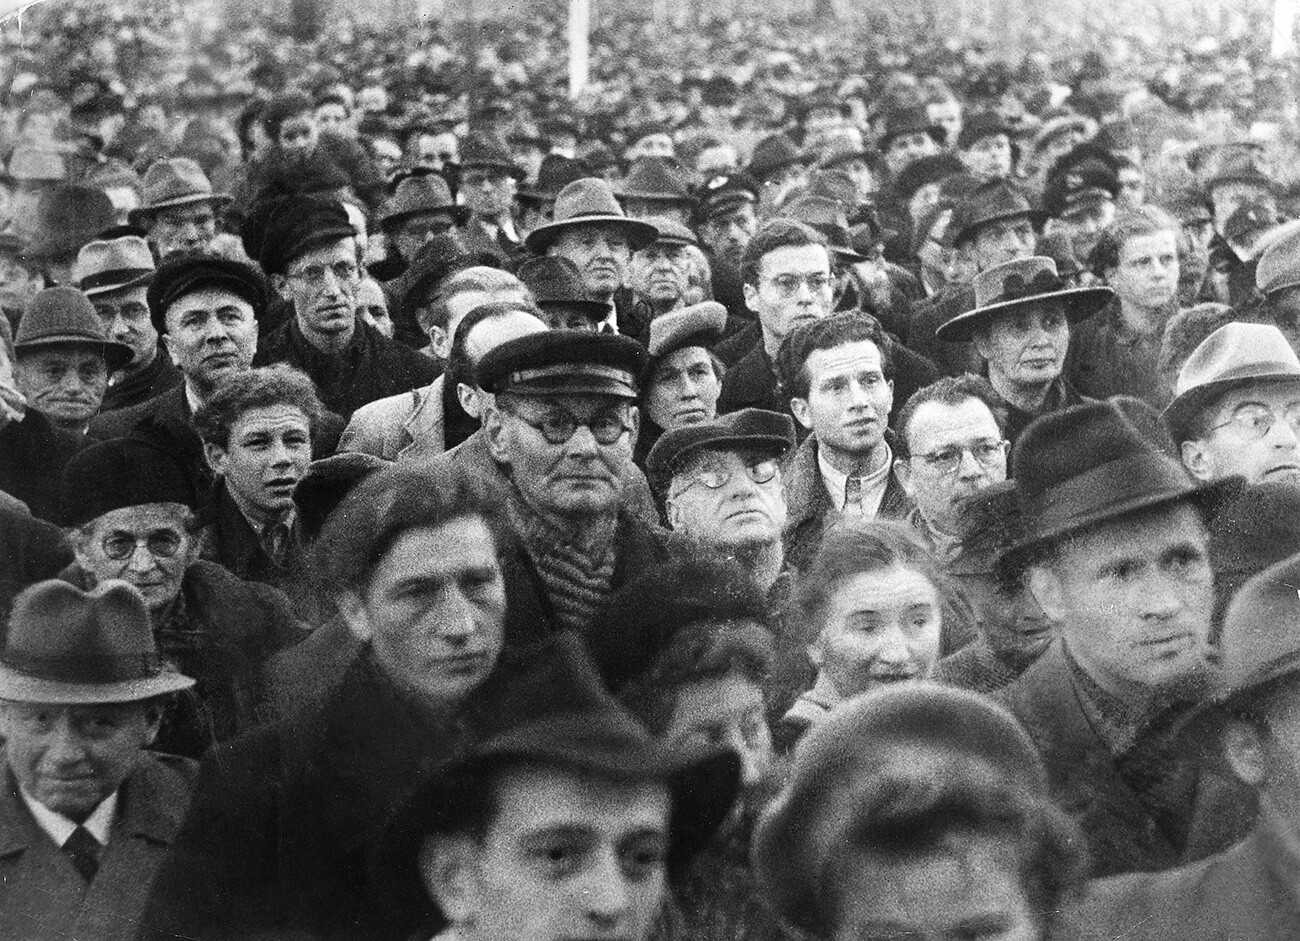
458,132,525,179
523,178,660,254
14,286,132,371
616,156,692,205
127,157,230,228
24,184,117,260
393,231,485,312
878,104,944,150
72,235,155,297
518,153,591,205
746,133,803,182
1163,323,1300,443
0,580,195,705
1214,550,1300,705
948,179,1035,248
956,110,1013,151
781,194,864,261
515,256,611,320
1011,399,1230,553
935,256,1112,342
378,172,468,230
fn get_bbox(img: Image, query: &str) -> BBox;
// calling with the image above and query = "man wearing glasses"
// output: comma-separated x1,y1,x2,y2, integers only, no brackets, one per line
477,330,687,647
1167,322,1300,484
254,195,436,419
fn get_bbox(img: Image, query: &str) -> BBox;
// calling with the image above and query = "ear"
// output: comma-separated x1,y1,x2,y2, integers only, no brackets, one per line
894,457,916,498
141,702,164,748
1027,565,1067,623
789,396,813,431
418,835,481,926
628,404,641,449
335,590,373,642
883,377,894,415
162,331,179,366
458,383,481,420
429,325,451,361
1181,439,1214,482
1221,719,1267,788
485,407,512,465
807,630,826,669
742,281,759,312
665,497,683,531
971,327,992,362
204,442,228,477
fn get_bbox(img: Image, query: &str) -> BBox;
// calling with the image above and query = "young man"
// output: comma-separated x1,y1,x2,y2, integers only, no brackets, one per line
458,134,527,264
127,158,229,260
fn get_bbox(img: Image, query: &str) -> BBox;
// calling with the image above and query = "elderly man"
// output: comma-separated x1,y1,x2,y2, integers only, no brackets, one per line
697,173,761,332
1166,323,1300,485
253,194,437,419
516,256,614,331
936,256,1112,444
127,158,229,260
524,178,659,336
74,234,181,412
776,312,913,570
1059,550,1300,941
997,400,1252,876
648,409,795,595
0,580,198,941
628,216,700,317
893,375,1009,560
478,330,686,645
139,463,515,940
59,435,305,759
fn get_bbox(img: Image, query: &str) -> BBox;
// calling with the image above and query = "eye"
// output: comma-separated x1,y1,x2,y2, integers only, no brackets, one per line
620,834,667,880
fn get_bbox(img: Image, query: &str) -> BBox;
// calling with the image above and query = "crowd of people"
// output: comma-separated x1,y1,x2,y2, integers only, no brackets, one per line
3,1,1300,939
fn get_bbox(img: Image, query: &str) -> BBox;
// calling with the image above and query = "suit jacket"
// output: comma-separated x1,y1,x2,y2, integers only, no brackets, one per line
338,375,445,462
0,753,197,941
0,410,85,522
995,641,1255,877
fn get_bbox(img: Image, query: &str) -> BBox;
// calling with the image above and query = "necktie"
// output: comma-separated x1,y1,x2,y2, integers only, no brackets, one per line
63,825,101,883
261,520,290,564
844,475,865,516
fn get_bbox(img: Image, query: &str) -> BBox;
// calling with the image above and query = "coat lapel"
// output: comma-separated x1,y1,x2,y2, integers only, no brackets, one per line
398,375,446,461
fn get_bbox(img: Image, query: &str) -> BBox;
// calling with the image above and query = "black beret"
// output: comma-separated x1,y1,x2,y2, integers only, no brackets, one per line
475,330,649,399
646,408,795,498
59,435,197,527
257,195,356,276
147,253,270,334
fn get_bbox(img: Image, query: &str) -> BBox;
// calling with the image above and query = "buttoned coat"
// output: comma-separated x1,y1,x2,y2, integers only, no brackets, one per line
338,375,446,462
0,753,197,941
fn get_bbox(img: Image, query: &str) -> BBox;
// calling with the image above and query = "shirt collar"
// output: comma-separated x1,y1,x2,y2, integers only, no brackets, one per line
19,784,117,847
818,440,893,513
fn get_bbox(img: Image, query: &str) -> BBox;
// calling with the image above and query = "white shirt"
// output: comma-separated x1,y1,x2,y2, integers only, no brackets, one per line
19,785,117,848
819,442,894,516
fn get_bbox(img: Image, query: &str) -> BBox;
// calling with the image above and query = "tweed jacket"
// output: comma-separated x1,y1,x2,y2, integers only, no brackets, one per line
338,374,446,463
0,753,197,941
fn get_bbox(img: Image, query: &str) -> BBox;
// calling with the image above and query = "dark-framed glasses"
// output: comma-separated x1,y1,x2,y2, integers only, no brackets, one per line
101,530,184,561
914,440,1009,475
509,406,633,445
1210,402,1300,439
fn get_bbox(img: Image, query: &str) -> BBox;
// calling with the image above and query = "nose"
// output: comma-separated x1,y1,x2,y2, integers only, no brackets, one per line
1268,417,1300,448
563,423,601,456
581,850,633,925
45,714,89,766
267,439,294,467
956,448,986,479
1140,570,1186,621
125,541,160,574
436,587,477,641
874,625,912,666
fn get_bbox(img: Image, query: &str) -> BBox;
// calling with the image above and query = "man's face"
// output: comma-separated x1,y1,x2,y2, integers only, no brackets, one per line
973,302,1070,393
666,447,786,550
281,238,360,340
1117,166,1145,209
149,203,217,259
548,226,632,300
629,242,690,307
1057,200,1115,262
372,138,403,179
1182,382,1300,483
207,404,313,518
344,515,505,706
645,346,721,430
91,285,156,369
462,168,517,219
665,665,774,791
954,572,1054,661
15,346,108,429
969,216,1036,271
701,202,758,268
412,131,459,171
960,133,1014,181
315,102,350,135
0,702,159,821
1036,502,1213,698
393,211,456,263
162,287,258,395
0,253,43,311
74,503,198,613
927,101,963,148
790,340,893,461
743,243,833,351
811,564,943,699
629,133,674,161
356,278,394,339
489,393,637,518
1107,230,1179,314
897,398,1007,535
884,131,939,176
277,111,319,160
429,765,671,941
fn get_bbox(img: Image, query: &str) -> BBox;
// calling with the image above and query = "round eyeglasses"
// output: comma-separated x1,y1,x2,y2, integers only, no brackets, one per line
674,457,780,494
508,407,632,446
1209,403,1300,439
913,440,1009,475
101,530,184,561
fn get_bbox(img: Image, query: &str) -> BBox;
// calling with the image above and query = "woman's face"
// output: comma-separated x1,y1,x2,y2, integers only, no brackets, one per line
645,346,721,431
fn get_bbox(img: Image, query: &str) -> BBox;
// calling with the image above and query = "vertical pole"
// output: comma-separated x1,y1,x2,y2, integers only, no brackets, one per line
569,0,589,100
1274,0,1298,58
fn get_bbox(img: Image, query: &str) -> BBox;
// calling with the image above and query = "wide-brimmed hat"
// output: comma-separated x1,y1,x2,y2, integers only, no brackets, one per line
646,300,727,362
1010,399,1231,554
616,156,691,205
948,179,1035,248
458,132,525,180
127,157,230,228
14,286,132,370
378,173,468,230
392,231,484,312
781,194,864,261
523,178,660,254
1255,221,1300,294
877,104,944,150
753,683,1046,936
746,134,803,182
647,407,795,498
1163,323,1300,444
935,256,1112,341
24,184,116,260
476,329,648,398
73,235,155,297
60,434,199,527
147,252,269,334
518,154,591,205
0,580,195,705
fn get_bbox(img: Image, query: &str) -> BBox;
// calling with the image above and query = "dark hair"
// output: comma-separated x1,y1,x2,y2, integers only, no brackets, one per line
775,310,894,401
1091,205,1178,274
193,364,324,450
261,92,314,138
446,299,545,391
740,218,826,287
313,462,508,595
894,374,1003,459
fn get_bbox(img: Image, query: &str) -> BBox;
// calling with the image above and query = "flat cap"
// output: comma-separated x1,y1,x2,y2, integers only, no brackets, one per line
646,408,795,498
257,195,356,276
147,253,269,334
646,301,727,360
476,330,648,399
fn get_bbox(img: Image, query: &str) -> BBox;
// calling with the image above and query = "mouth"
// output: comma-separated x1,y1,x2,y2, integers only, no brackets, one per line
1136,632,1197,655
871,670,920,684
264,477,299,492
439,652,489,673
844,416,876,430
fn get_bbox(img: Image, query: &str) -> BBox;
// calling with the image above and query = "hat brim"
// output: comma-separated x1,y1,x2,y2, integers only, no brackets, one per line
128,192,231,228
17,335,134,371
617,191,694,205
935,286,1113,342
0,665,195,705
524,216,660,254
80,270,155,297
536,298,614,318
1164,372,1300,442
378,204,471,230
951,207,1035,247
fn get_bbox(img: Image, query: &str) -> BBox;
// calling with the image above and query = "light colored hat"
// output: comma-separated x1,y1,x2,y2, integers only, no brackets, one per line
524,178,660,254
127,157,230,227
73,235,155,297
647,301,727,360
1255,221,1300,295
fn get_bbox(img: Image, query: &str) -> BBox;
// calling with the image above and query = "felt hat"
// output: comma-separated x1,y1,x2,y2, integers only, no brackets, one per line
0,580,195,705
392,231,483,311
127,157,230,227
24,184,116,260
781,194,864,260
948,178,1035,248
147,252,269,334
476,329,648,398
1159,186,1214,226
753,683,1045,936
523,178,659,254
1035,230,1084,280
1042,149,1120,219
13,286,132,371
1256,222,1300,295
60,434,199,527
616,156,692,205
816,134,874,170
1214,547,1300,707
518,154,591,205
746,133,803,182
1205,147,1276,195
639,215,699,248
257,195,357,276
892,153,965,203
515,256,612,320
378,173,467,230
947,480,1032,577
72,235,155,297
1208,481,1300,633
956,110,1013,150
698,172,760,220
935,256,1112,341
646,300,727,360
1010,399,1230,553
646,407,795,498
1029,113,1096,157
877,104,944,150
458,132,525,179
1164,323,1300,443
